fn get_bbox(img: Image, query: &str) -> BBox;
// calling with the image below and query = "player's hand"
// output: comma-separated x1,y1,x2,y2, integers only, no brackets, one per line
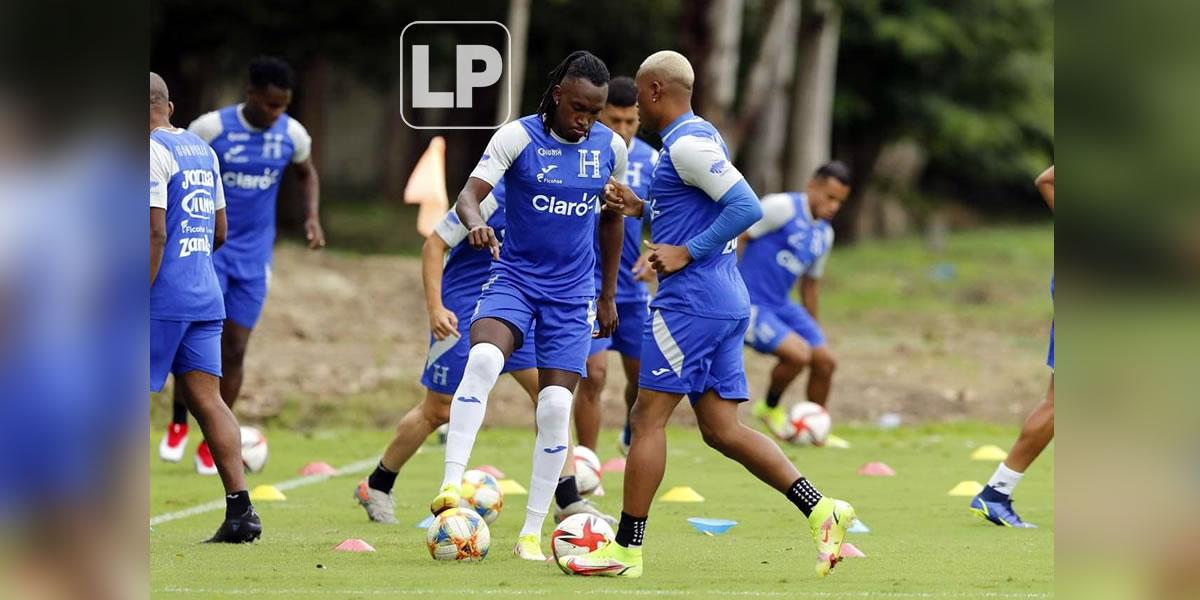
632,250,657,282
468,225,501,260
305,217,326,249
594,296,618,339
428,305,460,341
603,177,643,218
645,241,692,275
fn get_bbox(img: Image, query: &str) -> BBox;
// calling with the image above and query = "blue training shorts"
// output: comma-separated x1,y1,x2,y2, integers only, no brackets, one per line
744,302,826,354
471,273,594,377
638,308,750,405
421,310,537,395
215,266,269,329
150,319,223,392
589,299,650,359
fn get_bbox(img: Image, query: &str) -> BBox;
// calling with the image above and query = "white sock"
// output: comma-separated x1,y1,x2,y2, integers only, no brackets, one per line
520,385,573,537
442,343,505,488
987,462,1024,496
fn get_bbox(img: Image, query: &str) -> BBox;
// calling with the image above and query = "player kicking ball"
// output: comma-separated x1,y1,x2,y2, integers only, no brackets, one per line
429,51,628,561
739,164,851,437
559,51,856,579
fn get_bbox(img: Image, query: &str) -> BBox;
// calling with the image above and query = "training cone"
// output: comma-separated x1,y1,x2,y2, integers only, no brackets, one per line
333,538,376,553
298,462,339,476
405,136,449,237
249,484,287,501
660,486,705,502
824,434,851,449
601,457,626,473
970,445,1009,461
848,519,871,533
856,462,896,476
841,542,866,558
498,479,527,495
474,465,506,479
416,515,435,530
948,480,985,497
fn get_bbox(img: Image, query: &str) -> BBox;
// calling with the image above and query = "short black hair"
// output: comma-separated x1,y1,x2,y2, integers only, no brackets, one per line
606,76,637,108
536,51,610,135
248,56,295,90
814,160,852,186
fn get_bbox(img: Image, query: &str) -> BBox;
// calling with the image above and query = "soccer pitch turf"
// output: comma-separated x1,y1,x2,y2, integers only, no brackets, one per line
150,424,1053,598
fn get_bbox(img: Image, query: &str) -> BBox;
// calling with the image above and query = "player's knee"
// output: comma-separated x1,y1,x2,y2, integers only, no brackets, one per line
585,358,608,389
813,350,837,374
698,419,735,453
535,386,573,432
222,337,249,366
422,396,451,426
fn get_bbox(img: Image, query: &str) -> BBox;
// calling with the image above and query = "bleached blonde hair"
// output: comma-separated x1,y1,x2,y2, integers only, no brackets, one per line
637,50,695,91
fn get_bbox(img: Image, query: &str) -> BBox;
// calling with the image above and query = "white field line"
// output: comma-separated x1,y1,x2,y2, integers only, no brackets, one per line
149,457,378,527
157,587,1050,598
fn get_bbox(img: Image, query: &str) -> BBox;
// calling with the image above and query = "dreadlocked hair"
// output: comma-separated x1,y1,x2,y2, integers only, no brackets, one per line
536,50,611,136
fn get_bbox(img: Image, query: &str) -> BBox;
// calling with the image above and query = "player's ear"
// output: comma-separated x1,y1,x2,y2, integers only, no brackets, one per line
168,100,174,119
552,84,562,106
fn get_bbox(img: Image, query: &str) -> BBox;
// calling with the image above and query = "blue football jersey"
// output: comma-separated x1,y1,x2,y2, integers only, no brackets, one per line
593,136,657,303
469,115,628,300
647,112,750,319
435,181,509,315
149,128,226,321
189,104,312,279
739,192,835,307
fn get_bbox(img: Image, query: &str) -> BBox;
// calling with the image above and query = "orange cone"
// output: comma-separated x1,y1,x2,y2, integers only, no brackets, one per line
405,136,449,237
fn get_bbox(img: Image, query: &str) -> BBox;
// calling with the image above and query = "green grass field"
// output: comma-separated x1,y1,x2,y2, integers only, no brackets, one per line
150,423,1053,598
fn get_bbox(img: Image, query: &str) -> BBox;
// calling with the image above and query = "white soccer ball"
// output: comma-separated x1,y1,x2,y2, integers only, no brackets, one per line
573,446,602,495
551,513,614,561
788,402,832,446
240,426,268,473
426,508,490,561
460,469,504,524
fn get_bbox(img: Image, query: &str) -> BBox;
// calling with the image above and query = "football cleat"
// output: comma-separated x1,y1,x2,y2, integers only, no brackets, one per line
751,400,789,439
159,423,188,463
194,440,218,476
555,499,617,526
512,533,546,561
204,507,262,544
970,487,1036,528
430,483,461,516
808,497,856,578
559,540,642,577
354,480,397,524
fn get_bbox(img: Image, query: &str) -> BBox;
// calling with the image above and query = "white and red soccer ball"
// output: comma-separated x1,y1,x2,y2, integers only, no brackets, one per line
551,513,614,562
572,446,603,495
787,402,832,446
240,426,269,473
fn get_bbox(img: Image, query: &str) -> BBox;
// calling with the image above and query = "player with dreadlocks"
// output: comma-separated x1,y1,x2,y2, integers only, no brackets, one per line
429,51,628,561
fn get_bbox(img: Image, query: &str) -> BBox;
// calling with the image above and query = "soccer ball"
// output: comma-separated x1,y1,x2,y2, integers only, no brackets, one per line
788,402,832,446
240,426,268,473
426,508,490,561
572,446,602,495
460,469,504,524
551,513,614,562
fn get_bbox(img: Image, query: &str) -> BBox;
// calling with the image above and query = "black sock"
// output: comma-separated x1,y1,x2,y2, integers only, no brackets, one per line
555,476,583,509
225,490,251,518
614,512,647,548
765,390,783,409
786,477,823,517
367,462,398,494
172,399,188,426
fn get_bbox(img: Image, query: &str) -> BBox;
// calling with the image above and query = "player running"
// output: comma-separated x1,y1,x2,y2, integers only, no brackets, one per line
739,164,851,437
560,51,856,579
574,76,658,458
150,72,260,543
354,182,612,526
970,165,1054,528
429,51,627,561
159,56,326,474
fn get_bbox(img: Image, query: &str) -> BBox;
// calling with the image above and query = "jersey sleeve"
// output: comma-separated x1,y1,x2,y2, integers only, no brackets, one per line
609,134,628,183
468,121,530,186
287,118,313,164
186,111,223,144
210,148,226,210
745,193,796,239
149,139,174,209
806,227,835,279
434,193,500,248
669,135,745,201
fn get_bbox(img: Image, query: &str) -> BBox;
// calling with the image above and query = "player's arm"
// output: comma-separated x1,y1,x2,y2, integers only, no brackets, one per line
150,208,166,286
211,148,227,251
150,139,171,286
459,122,525,258
421,231,456,340
214,208,227,251
800,277,819,320
596,137,630,338
1035,165,1054,212
737,193,795,261
285,119,325,249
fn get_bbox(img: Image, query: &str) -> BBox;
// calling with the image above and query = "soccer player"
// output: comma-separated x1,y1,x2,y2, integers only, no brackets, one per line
574,76,658,457
159,56,326,474
354,182,612,525
428,51,627,561
150,72,261,542
560,51,856,579
739,164,851,437
970,165,1054,528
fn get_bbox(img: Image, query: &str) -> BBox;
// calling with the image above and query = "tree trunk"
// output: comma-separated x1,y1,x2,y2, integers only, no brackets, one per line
279,57,329,235
740,0,801,190
850,139,925,239
696,0,743,134
785,0,841,190
497,0,530,126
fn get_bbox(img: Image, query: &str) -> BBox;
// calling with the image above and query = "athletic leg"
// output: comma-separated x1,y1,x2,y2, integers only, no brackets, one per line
806,346,837,407
218,319,252,409
573,351,608,451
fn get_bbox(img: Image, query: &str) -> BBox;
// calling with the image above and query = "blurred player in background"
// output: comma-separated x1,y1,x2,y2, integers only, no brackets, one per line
738,163,851,437
150,73,261,543
429,50,626,561
970,165,1054,528
160,56,326,474
561,51,855,579
574,76,657,459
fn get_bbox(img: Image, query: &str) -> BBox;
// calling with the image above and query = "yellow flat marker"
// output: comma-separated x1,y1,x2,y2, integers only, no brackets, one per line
947,481,984,497
498,479,527,495
249,484,287,501
970,445,1009,461
660,486,704,502
824,434,851,449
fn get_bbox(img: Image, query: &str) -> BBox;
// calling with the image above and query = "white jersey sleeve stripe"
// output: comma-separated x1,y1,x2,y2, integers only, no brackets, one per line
149,139,176,209
469,121,530,186
746,193,796,239
610,134,628,183
287,118,313,164
210,147,226,210
433,193,500,248
186,111,223,144
669,135,744,201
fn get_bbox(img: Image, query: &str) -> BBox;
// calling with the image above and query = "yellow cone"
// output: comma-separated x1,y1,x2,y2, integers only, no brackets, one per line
249,484,287,501
660,486,705,502
405,136,449,237
947,481,984,497
970,445,1009,461
824,434,851,449
498,479,527,495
